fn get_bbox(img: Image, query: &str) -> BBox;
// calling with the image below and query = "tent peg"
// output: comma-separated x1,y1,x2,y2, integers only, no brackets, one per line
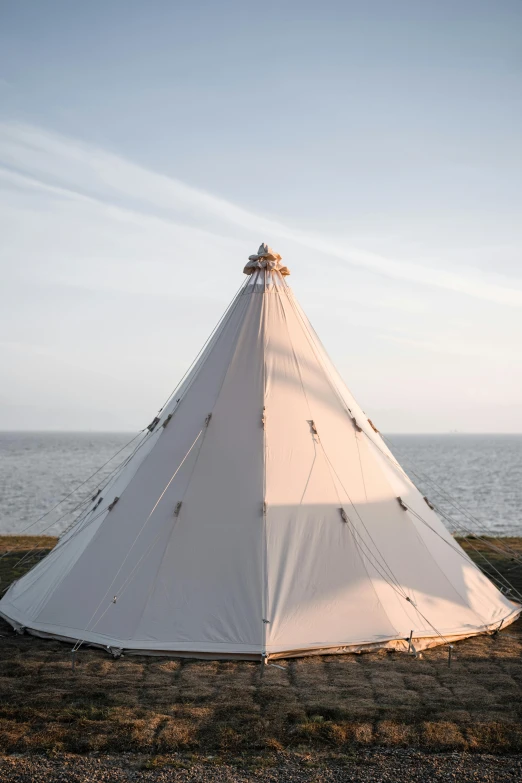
259,652,268,677
405,631,418,658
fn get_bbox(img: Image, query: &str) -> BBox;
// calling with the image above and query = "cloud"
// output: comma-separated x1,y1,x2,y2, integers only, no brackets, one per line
1,121,522,306
382,333,522,362
0,121,521,432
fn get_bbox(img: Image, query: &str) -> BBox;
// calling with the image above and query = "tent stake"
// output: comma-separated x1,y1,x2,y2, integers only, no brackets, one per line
448,644,454,667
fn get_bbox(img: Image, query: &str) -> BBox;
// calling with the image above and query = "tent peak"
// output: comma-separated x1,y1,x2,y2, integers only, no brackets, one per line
243,243,290,276
249,243,282,263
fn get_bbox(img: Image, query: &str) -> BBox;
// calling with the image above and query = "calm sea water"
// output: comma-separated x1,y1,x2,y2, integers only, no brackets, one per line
0,432,521,537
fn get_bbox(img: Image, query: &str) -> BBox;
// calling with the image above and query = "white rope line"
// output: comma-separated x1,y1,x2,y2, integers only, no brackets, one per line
280,286,422,607
6,430,157,571
393,501,493,627
381,434,522,560
1,497,125,595
3,492,107,576
318,435,407,638
284,292,364,433
319,444,410,598
423,503,522,589
407,502,522,602
403,502,522,608
280,285,426,605
32,499,121,564
338,434,494,626
318,437,406,594
72,427,205,651
283,285,522,573
361,431,522,580
84,287,256,646
279,293,451,646
86,520,174,636
357,429,522,602
45,429,161,553
10,417,202,584
113,414,219,636
145,276,249,448
156,277,249,415
324,455,450,645
316,434,461,645
8,302,248,568
0,430,146,565
383,434,496,533
282,292,462,646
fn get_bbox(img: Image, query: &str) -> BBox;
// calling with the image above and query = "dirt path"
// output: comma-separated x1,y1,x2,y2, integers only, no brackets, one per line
1,749,522,782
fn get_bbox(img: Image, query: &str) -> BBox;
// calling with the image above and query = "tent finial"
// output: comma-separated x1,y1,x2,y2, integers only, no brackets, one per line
243,244,290,276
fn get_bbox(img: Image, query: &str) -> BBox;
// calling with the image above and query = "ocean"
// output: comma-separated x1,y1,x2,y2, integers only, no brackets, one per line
0,432,521,537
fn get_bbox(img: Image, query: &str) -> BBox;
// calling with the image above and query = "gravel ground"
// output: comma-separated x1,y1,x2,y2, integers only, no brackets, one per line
1,750,522,782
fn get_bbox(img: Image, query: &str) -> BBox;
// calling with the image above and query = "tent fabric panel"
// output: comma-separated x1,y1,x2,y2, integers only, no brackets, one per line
132,292,266,647
265,505,400,649
8,285,255,640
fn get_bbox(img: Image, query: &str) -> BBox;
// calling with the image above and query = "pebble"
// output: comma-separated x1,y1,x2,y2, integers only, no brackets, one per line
1,749,521,782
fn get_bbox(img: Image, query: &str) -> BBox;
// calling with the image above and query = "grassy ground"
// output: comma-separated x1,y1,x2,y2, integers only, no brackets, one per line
0,535,521,757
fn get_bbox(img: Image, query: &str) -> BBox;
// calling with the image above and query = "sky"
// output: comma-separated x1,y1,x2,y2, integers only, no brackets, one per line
0,0,521,433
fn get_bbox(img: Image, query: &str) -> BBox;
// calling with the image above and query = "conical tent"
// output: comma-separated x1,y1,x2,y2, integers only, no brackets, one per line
1,245,519,660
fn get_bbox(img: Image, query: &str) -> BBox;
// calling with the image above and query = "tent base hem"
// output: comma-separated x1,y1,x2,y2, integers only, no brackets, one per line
1,605,519,661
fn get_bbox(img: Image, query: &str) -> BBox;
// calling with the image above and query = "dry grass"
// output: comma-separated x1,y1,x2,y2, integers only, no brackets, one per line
0,535,521,755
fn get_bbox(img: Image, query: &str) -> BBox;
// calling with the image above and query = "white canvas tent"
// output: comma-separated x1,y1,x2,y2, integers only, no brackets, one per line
1,245,519,660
